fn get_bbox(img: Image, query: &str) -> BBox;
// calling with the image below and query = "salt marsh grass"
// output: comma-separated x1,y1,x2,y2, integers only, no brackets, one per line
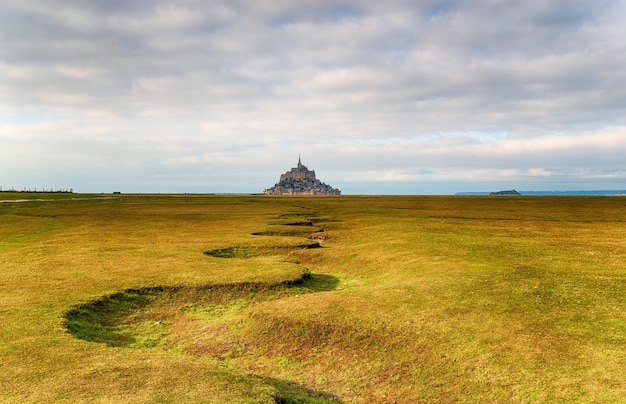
0,194,624,402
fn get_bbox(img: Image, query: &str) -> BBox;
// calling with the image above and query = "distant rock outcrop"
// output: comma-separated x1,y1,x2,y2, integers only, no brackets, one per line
263,157,341,195
490,190,521,195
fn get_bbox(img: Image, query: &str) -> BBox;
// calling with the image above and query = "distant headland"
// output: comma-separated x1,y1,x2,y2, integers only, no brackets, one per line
456,190,626,196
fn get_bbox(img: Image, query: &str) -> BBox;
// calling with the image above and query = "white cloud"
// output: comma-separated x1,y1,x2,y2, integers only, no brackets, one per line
1,0,626,193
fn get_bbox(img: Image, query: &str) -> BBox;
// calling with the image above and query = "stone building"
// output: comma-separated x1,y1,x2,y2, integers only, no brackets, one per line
263,157,341,195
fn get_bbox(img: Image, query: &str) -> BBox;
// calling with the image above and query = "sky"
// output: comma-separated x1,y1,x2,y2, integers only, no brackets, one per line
1,0,625,194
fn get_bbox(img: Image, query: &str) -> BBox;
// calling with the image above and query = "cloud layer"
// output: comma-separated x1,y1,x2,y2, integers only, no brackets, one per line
1,0,625,193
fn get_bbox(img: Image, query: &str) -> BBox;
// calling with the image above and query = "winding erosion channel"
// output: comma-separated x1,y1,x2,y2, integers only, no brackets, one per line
64,206,341,402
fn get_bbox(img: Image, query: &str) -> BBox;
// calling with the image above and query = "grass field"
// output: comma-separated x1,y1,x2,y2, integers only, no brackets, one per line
1,193,624,403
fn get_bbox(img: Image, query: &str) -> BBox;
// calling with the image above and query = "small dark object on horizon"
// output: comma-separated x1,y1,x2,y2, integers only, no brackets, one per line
490,190,521,196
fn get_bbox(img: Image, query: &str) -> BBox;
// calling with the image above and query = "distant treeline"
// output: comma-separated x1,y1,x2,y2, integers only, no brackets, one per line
0,188,74,193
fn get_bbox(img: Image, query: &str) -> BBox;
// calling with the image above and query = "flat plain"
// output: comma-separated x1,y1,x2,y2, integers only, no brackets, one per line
1,193,624,403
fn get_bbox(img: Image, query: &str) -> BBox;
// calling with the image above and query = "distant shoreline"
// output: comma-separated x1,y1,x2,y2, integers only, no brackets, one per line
456,190,626,196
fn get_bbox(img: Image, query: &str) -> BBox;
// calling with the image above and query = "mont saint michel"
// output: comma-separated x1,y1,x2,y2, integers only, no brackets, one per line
263,157,341,195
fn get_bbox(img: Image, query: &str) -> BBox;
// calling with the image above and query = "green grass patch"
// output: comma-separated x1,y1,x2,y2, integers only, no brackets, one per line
0,213,68,252
64,272,338,349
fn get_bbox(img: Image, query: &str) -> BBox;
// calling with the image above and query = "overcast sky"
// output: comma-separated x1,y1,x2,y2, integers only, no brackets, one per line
1,1,625,194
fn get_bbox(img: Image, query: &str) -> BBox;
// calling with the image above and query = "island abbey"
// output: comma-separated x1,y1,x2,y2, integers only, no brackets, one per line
263,157,341,195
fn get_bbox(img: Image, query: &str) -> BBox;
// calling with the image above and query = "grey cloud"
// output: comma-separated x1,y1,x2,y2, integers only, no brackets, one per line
1,0,626,193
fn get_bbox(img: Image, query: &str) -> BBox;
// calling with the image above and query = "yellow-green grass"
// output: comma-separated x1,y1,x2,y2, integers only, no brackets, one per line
1,194,624,402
